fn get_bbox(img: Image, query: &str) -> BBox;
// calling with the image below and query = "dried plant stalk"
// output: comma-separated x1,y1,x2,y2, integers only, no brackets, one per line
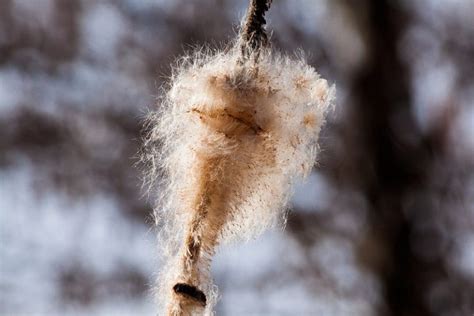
143,1,335,315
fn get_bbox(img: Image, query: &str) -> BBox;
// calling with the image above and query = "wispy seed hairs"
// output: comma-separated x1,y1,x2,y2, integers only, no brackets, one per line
143,1,335,315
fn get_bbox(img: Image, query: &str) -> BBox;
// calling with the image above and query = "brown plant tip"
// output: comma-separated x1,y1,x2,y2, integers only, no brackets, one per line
240,0,272,53
173,283,207,306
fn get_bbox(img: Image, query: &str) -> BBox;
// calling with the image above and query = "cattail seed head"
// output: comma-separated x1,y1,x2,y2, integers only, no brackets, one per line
144,45,334,314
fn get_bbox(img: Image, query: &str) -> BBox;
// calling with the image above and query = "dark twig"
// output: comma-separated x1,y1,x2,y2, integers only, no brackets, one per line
173,283,207,307
239,0,272,59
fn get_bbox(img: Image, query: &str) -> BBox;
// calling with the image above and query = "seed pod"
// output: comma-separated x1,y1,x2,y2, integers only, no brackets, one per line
144,1,335,315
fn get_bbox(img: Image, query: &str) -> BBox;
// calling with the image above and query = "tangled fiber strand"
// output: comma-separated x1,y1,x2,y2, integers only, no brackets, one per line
143,1,335,315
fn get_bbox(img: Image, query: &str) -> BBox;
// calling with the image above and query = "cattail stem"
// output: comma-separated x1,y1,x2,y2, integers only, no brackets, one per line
168,157,230,315
168,3,275,314
239,0,272,61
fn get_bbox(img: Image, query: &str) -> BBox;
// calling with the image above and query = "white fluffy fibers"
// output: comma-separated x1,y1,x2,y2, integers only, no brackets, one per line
144,46,335,315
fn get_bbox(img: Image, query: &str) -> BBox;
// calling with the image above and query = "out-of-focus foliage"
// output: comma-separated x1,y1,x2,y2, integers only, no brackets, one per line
0,1,473,315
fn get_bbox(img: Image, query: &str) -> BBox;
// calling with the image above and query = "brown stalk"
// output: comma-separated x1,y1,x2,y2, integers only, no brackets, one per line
167,1,273,315
239,0,272,61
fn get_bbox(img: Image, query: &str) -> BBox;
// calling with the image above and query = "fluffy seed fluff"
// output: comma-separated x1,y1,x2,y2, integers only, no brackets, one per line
143,45,335,315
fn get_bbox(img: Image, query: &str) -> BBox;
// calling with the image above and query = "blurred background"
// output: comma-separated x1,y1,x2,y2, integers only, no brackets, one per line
1,0,473,315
